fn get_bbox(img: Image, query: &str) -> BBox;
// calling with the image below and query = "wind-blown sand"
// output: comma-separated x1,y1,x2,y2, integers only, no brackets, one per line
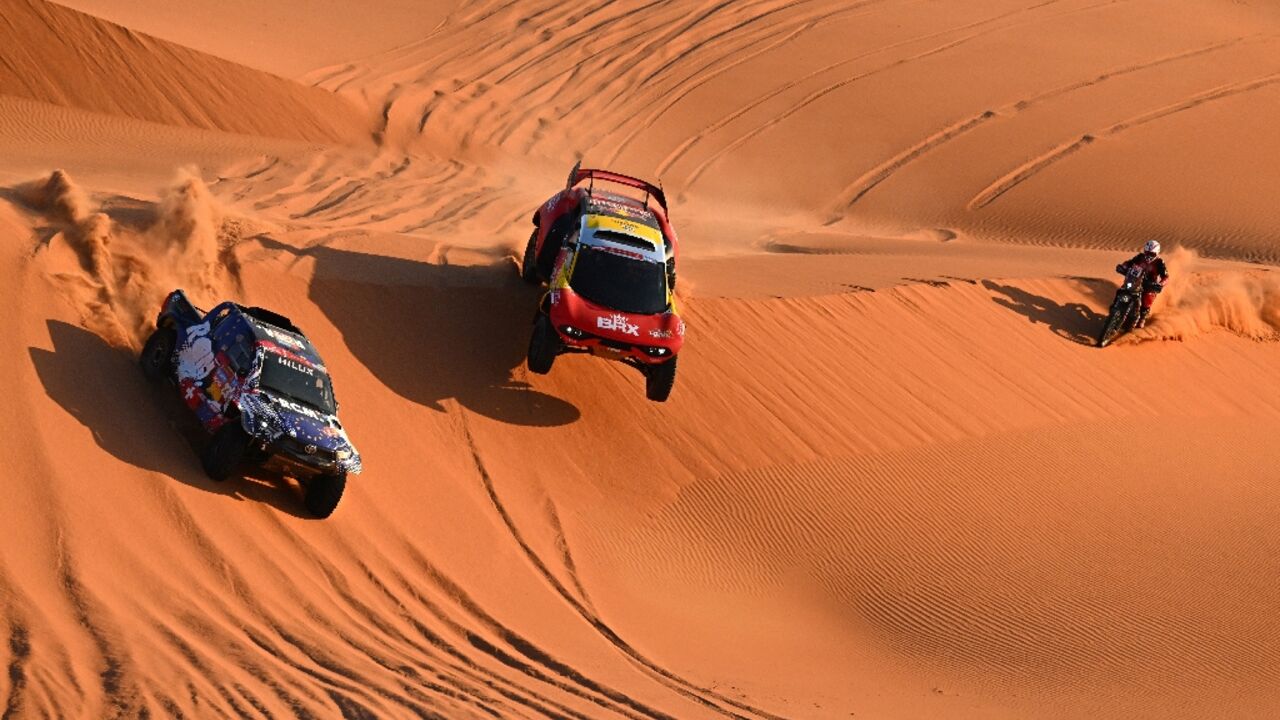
2,0,1280,717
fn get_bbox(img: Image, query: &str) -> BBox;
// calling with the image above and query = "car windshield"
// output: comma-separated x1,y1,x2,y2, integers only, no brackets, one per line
259,351,336,414
570,245,667,315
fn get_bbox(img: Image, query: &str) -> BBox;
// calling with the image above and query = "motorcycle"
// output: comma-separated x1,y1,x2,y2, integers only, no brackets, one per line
1096,265,1146,348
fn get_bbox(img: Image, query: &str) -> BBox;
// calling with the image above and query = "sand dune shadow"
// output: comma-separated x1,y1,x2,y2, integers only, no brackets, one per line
29,320,311,517
257,239,580,427
983,279,1110,345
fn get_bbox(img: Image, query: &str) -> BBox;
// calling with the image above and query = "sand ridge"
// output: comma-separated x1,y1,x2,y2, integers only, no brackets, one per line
2,0,1280,718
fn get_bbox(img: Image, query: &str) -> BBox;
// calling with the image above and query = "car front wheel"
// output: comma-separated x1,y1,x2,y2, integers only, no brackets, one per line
645,358,677,402
304,472,346,518
201,422,250,482
527,314,560,375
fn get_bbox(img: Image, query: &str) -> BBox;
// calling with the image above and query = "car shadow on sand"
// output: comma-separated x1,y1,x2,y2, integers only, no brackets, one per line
983,278,1113,346
256,236,580,427
30,320,312,518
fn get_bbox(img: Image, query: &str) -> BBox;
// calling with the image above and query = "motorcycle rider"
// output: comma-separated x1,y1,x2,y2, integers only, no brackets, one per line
1116,240,1169,328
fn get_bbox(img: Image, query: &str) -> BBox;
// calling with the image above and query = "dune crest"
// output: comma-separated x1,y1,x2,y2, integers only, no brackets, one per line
0,0,370,143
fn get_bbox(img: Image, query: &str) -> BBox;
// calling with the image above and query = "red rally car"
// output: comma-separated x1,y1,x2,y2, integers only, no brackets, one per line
521,163,684,402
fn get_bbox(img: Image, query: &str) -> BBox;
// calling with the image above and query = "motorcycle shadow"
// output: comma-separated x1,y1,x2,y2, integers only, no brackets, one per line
982,279,1109,346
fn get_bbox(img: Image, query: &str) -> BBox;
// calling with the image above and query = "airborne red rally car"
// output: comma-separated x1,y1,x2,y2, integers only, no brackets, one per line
521,163,684,401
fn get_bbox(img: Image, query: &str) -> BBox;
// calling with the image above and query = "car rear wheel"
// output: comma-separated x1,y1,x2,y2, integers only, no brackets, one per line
527,314,560,375
139,326,176,381
521,229,540,284
645,358,677,402
304,472,346,518
201,422,250,482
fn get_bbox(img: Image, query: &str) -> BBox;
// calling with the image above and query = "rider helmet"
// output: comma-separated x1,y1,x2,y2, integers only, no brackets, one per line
1142,240,1161,255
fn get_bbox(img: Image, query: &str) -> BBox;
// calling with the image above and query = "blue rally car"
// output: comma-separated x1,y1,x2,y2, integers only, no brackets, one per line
139,290,361,517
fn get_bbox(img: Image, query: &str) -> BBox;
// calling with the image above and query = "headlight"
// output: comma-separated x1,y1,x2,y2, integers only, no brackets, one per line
559,325,586,339
336,449,351,460
642,346,670,357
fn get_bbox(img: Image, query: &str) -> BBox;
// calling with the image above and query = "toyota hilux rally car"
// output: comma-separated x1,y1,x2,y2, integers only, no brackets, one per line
139,290,361,517
521,163,684,402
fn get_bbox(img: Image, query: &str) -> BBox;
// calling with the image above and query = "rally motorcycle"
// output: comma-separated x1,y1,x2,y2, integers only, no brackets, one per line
1096,265,1146,348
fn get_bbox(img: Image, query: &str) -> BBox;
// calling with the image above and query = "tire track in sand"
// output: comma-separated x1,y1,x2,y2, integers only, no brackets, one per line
2,610,31,720
458,412,783,720
824,111,998,223
824,35,1256,220
669,0,1078,185
968,70,1280,209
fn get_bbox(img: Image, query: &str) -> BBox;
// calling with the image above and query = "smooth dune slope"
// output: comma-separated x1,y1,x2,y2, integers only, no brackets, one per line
2,1,1280,719
0,0,370,143
48,0,452,78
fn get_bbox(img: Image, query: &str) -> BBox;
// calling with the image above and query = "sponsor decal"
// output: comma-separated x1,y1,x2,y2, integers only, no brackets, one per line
275,355,315,376
589,198,655,222
586,215,663,245
185,321,211,340
177,329,216,381
649,329,673,339
261,325,304,350
597,246,645,260
597,313,640,337
274,396,325,420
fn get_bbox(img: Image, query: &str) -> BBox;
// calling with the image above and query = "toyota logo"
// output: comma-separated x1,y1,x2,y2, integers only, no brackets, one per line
304,444,317,455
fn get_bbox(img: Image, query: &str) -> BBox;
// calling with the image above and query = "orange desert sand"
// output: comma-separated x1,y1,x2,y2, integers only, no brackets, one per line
2,0,1280,717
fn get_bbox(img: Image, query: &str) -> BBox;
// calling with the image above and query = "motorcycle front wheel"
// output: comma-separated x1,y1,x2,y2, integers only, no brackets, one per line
1097,305,1124,348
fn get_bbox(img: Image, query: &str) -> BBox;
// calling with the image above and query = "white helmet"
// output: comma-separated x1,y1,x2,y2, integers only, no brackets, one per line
1143,240,1161,255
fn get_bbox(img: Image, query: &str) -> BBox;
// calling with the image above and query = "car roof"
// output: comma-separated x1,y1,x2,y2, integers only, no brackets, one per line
579,214,667,263
226,307,326,368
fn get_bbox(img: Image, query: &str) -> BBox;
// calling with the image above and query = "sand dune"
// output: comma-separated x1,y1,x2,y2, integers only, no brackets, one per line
2,1,1280,718
1,0,369,143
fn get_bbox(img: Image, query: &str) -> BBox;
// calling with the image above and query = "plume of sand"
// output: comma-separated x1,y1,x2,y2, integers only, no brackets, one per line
1135,247,1280,341
31,169,246,350
18,169,93,225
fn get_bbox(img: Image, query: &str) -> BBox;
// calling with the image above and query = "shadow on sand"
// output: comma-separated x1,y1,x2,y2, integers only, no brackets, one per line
983,278,1113,346
257,236,580,427
30,320,312,518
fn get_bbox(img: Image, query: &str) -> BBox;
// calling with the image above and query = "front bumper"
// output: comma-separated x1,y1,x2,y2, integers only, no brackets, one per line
255,436,351,478
552,327,676,366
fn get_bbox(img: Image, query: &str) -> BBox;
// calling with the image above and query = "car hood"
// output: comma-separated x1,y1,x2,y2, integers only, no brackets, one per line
549,288,685,349
239,391,362,473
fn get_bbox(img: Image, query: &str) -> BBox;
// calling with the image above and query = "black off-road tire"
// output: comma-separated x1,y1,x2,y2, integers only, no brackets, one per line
1123,305,1140,331
538,216,573,278
521,229,540,284
645,358,677,402
304,472,346,519
527,314,560,375
201,422,250,482
1097,303,1129,348
140,326,177,381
